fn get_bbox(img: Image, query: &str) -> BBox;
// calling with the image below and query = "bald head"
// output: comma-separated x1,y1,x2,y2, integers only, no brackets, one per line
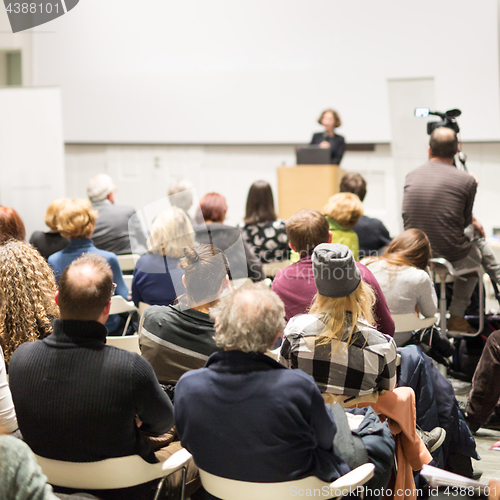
58,254,113,321
429,127,458,160
210,284,286,353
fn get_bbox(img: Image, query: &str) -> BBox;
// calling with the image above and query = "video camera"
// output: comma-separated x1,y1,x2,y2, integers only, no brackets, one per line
414,108,461,135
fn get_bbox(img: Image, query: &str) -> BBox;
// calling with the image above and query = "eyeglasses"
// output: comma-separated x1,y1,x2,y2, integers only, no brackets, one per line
110,282,117,300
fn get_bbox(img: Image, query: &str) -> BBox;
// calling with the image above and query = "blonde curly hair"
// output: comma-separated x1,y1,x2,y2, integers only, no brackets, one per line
0,241,59,362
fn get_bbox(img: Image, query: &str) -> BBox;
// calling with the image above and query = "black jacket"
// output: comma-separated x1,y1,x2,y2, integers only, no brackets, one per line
310,132,346,164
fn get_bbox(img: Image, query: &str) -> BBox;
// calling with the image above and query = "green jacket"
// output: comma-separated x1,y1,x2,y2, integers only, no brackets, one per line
325,216,359,261
290,216,359,263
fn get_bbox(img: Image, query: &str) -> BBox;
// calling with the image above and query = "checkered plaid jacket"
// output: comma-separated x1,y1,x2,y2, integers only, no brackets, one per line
279,313,397,397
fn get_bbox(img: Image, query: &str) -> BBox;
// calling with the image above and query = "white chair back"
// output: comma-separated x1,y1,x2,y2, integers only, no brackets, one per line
35,449,192,491
392,313,437,333
199,463,374,500
123,275,133,291
106,334,141,355
117,254,140,272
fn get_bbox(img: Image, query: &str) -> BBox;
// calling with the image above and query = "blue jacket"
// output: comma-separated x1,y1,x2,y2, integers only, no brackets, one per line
48,239,129,332
131,254,184,307
398,345,479,470
175,351,349,485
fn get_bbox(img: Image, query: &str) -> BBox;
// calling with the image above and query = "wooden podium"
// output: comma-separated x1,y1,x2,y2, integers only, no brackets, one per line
277,165,346,219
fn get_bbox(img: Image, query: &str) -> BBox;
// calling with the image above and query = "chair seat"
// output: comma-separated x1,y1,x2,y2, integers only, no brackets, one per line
199,463,374,500
35,449,192,490
392,313,437,333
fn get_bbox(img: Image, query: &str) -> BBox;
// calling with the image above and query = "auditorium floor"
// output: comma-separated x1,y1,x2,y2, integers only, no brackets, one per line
451,378,500,483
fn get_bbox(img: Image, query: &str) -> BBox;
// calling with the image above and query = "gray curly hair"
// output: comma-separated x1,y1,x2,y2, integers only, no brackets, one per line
210,284,286,353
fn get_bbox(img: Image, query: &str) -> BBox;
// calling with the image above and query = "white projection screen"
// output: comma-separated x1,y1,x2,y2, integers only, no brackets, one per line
32,0,500,144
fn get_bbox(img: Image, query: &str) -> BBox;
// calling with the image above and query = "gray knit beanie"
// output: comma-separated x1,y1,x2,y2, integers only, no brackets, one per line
312,243,361,298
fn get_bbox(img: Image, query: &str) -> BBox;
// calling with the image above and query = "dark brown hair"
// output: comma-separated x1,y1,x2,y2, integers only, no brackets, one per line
429,127,458,159
0,207,26,243
286,210,329,256
381,228,432,270
58,254,113,321
198,193,228,224
318,109,342,128
244,180,277,225
340,173,367,202
179,245,229,306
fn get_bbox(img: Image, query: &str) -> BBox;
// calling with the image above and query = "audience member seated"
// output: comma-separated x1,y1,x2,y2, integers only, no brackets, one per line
194,192,263,281
0,430,101,500
0,240,58,364
280,243,397,396
87,174,147,255
365,229,437,347
139,245,227,388
279,244,445,473
175,284,349,490
168,178,194,223
272,209,395,336
403,127,479,333
322,192,363,260
240,180,290,263
0,206,26,244
466,329,500,433
29,198,70,260
132,207,193,307
340,173,392,259
48,199,128,334
9,254,197,500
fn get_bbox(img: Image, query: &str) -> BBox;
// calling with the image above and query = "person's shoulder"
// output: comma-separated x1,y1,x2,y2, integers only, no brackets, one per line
47,249,63,263
0,434,34,463
404,266,432,284
359,323,397,352
286,314,322,335
93,246,120,262
115,204,137,217
176,366,208,392
272,219,287,230
143,304,176,322
9,339,44,367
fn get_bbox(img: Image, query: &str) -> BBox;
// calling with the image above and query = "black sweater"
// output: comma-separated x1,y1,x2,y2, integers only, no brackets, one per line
9,319,174,463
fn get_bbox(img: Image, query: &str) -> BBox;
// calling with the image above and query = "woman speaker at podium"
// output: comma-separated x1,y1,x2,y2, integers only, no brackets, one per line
310,109,346,165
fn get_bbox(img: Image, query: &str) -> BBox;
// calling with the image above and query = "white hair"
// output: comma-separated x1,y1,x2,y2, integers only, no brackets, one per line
147,206,194,257
87,174,115,203
210,284,286,353
168,179,194,212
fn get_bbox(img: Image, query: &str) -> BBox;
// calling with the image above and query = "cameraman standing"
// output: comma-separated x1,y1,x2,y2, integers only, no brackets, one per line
402,127,480,333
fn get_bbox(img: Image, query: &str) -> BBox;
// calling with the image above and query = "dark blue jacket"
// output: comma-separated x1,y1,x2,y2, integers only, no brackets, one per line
398,345,479,470
131,253,184,307
175,351,349,485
